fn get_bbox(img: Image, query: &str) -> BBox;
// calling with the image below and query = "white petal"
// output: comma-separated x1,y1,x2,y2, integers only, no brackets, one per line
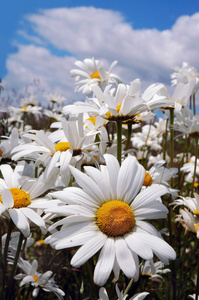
20,207,46,229
9,209,30,237
1,189,14,208
69,166,106,202
104,154,120,199
50,187,99,209
131,185,170,210
71,232,107,268
115,238,137,278
94,237,115,286
84,166,110,200
117,156,144,203
0,165,13,188
125,232,153,260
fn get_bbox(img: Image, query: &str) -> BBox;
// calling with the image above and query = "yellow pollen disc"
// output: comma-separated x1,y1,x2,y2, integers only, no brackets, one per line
116,104,121,113
106,111,111,118
96,200,135,237
143,172,152,186
194,209,199,216
33,275,38,282
195,224,199,231
194,183,199,188
0,150,3,157
54,142,71,152
21,106,27,110
91,71,100,79
86,116,96,125
8,188,30,208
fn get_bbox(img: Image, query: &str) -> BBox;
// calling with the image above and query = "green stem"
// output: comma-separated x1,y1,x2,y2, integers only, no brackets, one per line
6,232,24,299
169,108,176,300
193,93,196,115
191,137,198,197
3,219,13,289
125,123,132,150
123,277,134,297
169,108,174,171
116,120,122,165
163,118,169,161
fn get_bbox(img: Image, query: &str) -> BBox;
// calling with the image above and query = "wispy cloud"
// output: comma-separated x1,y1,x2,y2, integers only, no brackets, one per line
3,6,199,103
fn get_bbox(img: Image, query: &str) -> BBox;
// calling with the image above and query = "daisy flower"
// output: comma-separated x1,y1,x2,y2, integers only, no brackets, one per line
15,258,65,299
0,160,60,237
45,154,176,286
44,92,66,105
63,79,169,124
20,95,38,107
11,116,97,185
175,208,199,238
99,285,149,300
159,80,196,112
173,107,199,138
143,161,178,188
141,260,171,282
171,61,199,94
71,57,121,95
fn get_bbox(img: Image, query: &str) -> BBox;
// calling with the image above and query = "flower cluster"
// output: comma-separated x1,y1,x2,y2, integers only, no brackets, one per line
0,58,199,299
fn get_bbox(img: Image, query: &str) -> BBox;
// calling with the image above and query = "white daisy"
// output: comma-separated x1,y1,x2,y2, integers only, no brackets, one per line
63,79,169,124
171,61,199,94
45,154,176,286
15,258,65,299
0,160,60,237
71,57,121,95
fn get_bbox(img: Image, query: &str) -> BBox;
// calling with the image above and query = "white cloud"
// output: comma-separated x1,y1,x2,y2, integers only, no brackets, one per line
3,6,199,104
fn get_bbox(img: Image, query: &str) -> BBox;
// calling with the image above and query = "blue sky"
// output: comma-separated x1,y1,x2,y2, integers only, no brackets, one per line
1,0,199,103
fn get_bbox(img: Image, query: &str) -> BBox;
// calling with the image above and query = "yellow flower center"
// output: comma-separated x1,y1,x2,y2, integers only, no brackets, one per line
0,188,31,208
54,142,71,152
96,200,135,237
194,209,199,216
21,106,27,110
143,172,152,186
33,275,38,282
195,224,199,232
91,71,100,79
116,104,121,113
86,116,96,126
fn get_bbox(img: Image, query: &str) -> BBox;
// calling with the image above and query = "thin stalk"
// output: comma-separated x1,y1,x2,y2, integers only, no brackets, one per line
169,108,174,171
3,219,13,289
193,93,196,115
195,239,199,300
168,108,176,300
123,277,134,297
191,137,198,197
116,120,122,165
125,123,132,150
163,118,169,161
6,232,24,299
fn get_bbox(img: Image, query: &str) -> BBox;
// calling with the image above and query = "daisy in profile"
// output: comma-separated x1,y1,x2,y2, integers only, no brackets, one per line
71,57,121,95
63,79,169,124
15,258,65,299
11,116,98,185
45,154,176,286
0,160,60,237
171,61,199,94
142,161,178,188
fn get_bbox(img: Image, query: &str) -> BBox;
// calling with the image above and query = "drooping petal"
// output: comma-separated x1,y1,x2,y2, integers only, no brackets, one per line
94,237,115,286
9,209,30,237
115,237,137,278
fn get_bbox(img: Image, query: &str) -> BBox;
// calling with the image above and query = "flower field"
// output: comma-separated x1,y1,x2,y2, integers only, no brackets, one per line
0,59,199,299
